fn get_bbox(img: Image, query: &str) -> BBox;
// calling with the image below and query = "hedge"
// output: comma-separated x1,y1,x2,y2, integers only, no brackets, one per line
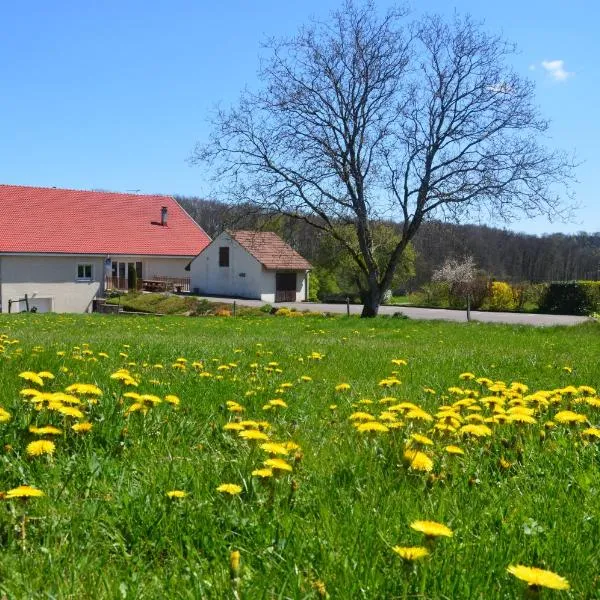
538,281,600,315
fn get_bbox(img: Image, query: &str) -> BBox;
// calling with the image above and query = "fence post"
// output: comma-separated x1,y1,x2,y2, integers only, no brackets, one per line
233,301,236,317
24,294,29,312
346,297,350,317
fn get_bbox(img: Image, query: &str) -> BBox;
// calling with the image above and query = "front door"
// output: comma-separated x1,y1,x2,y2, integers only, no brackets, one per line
275,272,297,302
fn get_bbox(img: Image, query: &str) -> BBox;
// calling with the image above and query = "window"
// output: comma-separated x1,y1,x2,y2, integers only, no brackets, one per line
77,264,93,281
219,246,230,267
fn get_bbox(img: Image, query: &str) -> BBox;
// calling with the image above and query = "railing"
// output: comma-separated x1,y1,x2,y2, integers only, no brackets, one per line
105,276,190,293
145,276,190,293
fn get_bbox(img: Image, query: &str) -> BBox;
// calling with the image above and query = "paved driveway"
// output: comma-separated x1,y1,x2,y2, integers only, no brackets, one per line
200,297,589,326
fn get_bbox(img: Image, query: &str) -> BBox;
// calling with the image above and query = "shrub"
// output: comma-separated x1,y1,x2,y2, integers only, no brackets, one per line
538,281,600,315
275,307,292,317
488,281,515,311
260,304,273,313
308,272,320,302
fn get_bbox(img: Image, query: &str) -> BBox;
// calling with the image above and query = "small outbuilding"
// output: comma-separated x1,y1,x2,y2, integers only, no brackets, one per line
189,230,311,302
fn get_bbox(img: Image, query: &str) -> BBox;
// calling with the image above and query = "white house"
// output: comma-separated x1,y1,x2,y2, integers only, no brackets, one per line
189,230,311,303
0,184,211,313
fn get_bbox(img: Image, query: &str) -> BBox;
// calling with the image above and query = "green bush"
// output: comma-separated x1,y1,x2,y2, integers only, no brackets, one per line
308,271,320,302
538,281,600,315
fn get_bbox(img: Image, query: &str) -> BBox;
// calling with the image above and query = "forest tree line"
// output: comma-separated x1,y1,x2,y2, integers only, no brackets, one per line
177,195,600,293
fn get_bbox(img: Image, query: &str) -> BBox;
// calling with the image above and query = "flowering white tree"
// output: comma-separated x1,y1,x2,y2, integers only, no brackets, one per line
432,256,478,320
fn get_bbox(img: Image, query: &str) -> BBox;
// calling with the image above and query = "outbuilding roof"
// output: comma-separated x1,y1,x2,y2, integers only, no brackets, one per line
229,230,311,270
0,184,210,256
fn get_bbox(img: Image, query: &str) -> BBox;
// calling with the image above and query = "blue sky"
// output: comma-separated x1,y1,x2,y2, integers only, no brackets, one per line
0,1,596,235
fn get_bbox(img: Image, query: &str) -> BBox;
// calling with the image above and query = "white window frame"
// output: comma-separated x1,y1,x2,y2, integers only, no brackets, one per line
76,263,94,282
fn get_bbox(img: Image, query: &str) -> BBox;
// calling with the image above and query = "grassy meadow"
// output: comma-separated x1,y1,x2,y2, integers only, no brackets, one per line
0,313,599,599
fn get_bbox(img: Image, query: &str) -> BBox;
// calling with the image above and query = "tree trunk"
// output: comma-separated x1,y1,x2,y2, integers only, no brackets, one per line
361,280,381,317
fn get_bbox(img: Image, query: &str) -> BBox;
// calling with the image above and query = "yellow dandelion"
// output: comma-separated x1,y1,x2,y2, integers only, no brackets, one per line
4,485,44,499
444,445,465,456
71,422,93,433
223,422,245,432
507,565,569,590
410,520,453,538
19,371,44,386
459,424,493,438
57,406,85,419
260,442,289,455
65,383,102,396
403,450,433,472
216,483,242,495
392,546,430,560
554,410,587,425
459,372,476,380
268,398,288,408
410,433,434,446
0,408,11,423
263,458,293,472
26,439,56,457
166,490,187,499
252,468,274,478
349,412,375,421
239,429,269,441
581,427,600,440
356,421,389,433
335,383,351,392
164,395,180,406
29,425,62,435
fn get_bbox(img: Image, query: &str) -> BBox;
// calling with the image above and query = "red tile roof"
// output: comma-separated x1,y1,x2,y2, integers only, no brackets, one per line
230,230,311,270
0,185,210,256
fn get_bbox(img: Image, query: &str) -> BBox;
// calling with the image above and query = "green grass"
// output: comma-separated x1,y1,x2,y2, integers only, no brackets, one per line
0,314,599,598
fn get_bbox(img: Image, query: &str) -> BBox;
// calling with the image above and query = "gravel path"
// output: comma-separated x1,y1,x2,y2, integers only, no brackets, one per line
200,297,589,326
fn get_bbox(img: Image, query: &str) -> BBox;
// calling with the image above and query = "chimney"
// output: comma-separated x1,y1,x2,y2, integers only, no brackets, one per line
161,206,168,226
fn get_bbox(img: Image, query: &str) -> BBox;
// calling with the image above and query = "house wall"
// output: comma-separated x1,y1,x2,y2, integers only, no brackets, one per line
143,257,191,279
189,233,308,302
1,255,105,313
259,271,307,303
189,232,264,299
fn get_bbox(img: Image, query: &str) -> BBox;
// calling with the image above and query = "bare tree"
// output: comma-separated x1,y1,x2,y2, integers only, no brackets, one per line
193,1,575,316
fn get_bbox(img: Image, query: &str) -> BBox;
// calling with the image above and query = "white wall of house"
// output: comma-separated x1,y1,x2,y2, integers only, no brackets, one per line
1,255,104,313
0,254,195,313
189,232,308,302
190,232,264,298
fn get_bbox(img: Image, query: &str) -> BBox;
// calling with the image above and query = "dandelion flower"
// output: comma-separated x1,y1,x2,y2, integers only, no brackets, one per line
356,421,389,433
166,490,187,499
410,433,434,446
216,483,242,495
459,372,476,380
239,429,269,441
554,410,586,425
264,458,293,472
335,383,351,392
581,427,600,441
392,546,430,560
252,468,274,478
223,422,245,431
507,565,569,590
459,424,492,438
37,371,55,380
57,406,85,419
0,408,11,423
260,442,289,455
403,450,433,472
29,425,62,435
444,445,465,456
5,485,44,499
410,520,453,538
26,440,55,457
164,395,180,406
71,422,93,433
19,371,44,386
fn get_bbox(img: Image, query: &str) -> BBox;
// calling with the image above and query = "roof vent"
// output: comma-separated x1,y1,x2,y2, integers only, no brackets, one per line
161,206,168,226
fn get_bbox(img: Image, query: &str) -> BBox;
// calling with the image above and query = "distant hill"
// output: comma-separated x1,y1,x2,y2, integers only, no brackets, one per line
176,195,600,289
